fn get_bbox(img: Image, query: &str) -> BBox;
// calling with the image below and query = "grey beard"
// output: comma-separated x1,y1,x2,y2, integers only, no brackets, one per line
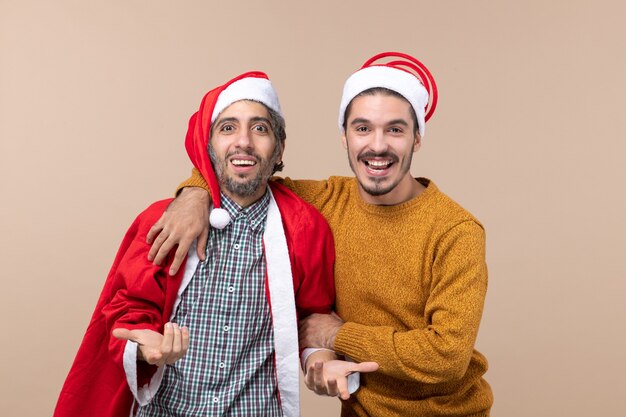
222,172,263,197
208,145,280,198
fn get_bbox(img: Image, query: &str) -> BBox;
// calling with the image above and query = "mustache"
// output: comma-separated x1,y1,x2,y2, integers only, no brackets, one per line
357,151,399,163
226,149,261,162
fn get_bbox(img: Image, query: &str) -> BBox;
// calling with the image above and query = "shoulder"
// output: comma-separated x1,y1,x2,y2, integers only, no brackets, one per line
421,179,484,232
279,176,354,194
269,182,331,230
130,198,175,232
321,176,354,191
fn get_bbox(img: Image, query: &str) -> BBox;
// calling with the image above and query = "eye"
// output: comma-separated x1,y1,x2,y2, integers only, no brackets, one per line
220,124,235,133
388,127,403,134
252,124,269,133
355,125,370,133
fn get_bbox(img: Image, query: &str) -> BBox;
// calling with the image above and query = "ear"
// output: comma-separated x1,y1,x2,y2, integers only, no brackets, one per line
413,133,422,152
277,140,286,160
341,132,348,149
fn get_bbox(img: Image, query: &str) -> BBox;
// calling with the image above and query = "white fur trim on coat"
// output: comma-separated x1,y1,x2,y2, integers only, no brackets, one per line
265,189,300,417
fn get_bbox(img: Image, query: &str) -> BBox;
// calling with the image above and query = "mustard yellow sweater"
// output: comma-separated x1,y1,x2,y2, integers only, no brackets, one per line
181,171,493,417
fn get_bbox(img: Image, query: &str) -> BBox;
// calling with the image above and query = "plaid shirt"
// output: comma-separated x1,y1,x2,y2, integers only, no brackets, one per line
138,191,282,417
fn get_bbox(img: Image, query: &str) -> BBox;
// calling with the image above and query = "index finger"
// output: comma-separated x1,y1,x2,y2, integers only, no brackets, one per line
353,361,379,374
146,219,164,245
148,228,170,263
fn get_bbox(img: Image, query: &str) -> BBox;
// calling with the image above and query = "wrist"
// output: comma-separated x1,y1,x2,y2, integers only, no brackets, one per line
329,324,342,350
304,349,336,370
180,186,211,205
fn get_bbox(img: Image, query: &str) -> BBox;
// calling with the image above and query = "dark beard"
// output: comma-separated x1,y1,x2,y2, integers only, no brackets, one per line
348,148,413,197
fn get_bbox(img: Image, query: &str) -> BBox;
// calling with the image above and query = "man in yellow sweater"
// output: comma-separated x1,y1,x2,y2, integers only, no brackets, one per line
147,52,493,416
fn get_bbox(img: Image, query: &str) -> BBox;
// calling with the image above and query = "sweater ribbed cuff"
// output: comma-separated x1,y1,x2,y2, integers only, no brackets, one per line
175,168,210,196
333,322,372,363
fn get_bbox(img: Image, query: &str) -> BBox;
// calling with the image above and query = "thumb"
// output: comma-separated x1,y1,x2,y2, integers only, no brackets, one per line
112,328,136,342
353,361,379,373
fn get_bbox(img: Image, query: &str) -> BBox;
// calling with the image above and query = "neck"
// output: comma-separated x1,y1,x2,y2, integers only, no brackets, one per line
358,176,425,206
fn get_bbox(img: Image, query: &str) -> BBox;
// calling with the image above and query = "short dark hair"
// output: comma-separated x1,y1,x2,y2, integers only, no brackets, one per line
342,87,419,136
266,105,285,173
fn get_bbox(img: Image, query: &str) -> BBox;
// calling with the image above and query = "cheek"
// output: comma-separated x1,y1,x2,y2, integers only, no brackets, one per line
260,140,280,161
211,137,230,154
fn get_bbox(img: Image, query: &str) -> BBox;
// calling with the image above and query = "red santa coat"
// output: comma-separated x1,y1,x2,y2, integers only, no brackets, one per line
54,182,336,417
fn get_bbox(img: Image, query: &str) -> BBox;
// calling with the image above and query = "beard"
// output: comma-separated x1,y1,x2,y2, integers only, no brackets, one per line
348,148,413,197
209,144,281,198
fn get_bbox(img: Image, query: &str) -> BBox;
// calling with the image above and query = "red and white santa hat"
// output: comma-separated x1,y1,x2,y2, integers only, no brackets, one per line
338,51,438,137
184,71,283,229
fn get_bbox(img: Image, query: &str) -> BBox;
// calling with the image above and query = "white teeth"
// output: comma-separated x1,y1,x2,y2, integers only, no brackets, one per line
232,159,256,166
367,160,391,168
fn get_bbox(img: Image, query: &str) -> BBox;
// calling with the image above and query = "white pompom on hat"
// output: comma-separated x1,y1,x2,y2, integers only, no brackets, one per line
184,71,283,229
338,52,438,138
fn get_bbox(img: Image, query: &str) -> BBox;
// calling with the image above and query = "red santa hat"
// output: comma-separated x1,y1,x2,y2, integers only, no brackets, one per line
338,51,438,137
184,71,283,229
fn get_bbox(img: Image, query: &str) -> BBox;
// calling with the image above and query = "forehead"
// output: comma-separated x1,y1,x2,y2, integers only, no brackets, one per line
347,93,413,123
216,99,270,121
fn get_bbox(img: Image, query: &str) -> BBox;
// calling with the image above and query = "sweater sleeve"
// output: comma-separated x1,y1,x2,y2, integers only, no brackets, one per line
176,168,210,195
333,221,488,384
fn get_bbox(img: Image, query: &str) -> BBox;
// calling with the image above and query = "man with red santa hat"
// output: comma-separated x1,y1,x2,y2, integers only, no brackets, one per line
54,71,378,417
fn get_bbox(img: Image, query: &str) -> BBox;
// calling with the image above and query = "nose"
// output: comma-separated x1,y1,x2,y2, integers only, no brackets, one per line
368,129,388,154
234,129,252,149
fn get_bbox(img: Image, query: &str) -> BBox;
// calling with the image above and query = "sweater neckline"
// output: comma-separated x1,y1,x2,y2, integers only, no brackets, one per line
352,177,437,215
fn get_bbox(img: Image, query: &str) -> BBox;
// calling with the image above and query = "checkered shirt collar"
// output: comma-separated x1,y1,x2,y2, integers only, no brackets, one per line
219,189,270,231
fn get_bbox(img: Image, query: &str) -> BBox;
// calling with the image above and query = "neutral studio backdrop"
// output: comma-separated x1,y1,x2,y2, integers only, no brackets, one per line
1,1,625,416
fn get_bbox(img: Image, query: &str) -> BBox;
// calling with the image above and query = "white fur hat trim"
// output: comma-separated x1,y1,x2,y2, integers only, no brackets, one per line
338,66,428,136
212,77,282,122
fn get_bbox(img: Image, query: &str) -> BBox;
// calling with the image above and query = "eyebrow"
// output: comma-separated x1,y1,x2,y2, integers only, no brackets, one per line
249,116,271,125
215,117,238,129
215,116,270,128
350,118,409,127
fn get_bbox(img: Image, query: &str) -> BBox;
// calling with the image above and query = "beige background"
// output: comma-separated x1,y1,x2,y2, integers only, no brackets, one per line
1,1,625,416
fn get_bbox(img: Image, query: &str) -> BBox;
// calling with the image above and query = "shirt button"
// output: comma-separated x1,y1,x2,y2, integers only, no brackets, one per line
219,362,225,369
212,397,219,403
233,243,240,250
228,286,235,293
223,325,230,332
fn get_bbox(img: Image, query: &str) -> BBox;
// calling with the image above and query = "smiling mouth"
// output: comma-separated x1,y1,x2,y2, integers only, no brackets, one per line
363,159,394,171
230,159,256,166
230,158,257,167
